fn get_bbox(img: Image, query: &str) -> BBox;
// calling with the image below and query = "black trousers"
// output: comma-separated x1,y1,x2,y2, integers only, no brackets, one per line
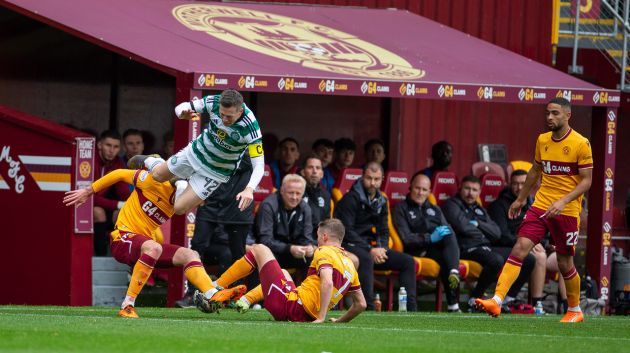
347,245,418,311
425,234,460,305
191,220,251,263
459,246,504,298
492,246,536,298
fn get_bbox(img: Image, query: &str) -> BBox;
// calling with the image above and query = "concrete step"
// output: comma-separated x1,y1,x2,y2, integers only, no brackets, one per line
92,285,126,307
92,256,129,271
93,270,129,286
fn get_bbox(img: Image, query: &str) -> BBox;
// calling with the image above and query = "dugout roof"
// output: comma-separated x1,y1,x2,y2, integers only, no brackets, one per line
0,0,619,106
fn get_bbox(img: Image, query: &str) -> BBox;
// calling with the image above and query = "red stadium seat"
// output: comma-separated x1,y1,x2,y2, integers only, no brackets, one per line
472,161,506,182
381,171,409,208
331,168,362,204
479,173,504,207
254,165,274,205
431,171,458,206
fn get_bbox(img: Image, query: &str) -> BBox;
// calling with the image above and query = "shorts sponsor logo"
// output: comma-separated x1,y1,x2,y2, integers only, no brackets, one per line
198,74,228,87
173,4,425,79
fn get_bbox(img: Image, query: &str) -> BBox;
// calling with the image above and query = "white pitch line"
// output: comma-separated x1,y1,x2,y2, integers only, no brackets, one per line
0,311,628,343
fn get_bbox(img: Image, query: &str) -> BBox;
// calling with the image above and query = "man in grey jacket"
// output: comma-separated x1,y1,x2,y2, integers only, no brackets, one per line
256,174,315,274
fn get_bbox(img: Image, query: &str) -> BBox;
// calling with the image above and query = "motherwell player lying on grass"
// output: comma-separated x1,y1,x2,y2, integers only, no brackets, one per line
63,168,244,318
210,218,366,323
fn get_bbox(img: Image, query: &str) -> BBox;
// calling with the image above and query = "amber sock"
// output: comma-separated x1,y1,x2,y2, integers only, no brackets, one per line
493,255,523,304
244,284,264,305
562,267,582,311
216,251,256,288
184,261,214,293
126,253,157,299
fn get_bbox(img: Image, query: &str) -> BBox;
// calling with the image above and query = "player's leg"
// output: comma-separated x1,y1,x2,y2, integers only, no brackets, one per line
547,252,568,312
529,244,548,304
549,214,583,322
462,247,502,315
236,268,293,313
175,173,222,215
112,235,162,318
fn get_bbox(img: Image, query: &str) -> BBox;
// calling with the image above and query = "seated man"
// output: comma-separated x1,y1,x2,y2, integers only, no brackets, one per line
63,166,243,318
326,137,356,190
363,138,386,167
269,137,300,189
121,128,145,165
421,140,452,181
488,169,542,307
209,219,366,323
443,175,504,311
93,129,131,256
312,138,335,192
334,162,418,311
392,173,462,312
301,155,331,236
257,174,316,275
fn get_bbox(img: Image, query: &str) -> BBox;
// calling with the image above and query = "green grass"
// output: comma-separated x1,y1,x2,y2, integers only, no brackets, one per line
0,306,628,353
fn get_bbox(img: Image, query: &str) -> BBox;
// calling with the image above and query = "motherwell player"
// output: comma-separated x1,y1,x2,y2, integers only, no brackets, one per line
476,97,592,323
64,168,243,318
213,219,366,323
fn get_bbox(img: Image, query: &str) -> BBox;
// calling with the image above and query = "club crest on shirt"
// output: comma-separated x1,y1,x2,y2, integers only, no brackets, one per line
230,131,241,141
563,146,571,155
409,210,416,219
475,208,484,216
426,208,436,217
318,197,325,207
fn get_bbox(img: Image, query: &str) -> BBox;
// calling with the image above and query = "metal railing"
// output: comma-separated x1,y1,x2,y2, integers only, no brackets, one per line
554,0,630,90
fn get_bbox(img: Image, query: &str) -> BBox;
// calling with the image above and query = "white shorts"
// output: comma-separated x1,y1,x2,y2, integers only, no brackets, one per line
166,148,225,200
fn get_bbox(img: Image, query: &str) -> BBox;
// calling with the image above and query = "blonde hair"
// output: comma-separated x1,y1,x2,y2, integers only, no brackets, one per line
281,174,306,191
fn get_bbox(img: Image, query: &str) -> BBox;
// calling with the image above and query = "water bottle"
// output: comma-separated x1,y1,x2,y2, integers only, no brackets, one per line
398,287,407,312
534,301,544,316
373,293,382,312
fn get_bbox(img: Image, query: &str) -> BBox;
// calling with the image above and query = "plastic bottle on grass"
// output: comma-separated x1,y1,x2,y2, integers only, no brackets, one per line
398,287,407,312
374,293,382,312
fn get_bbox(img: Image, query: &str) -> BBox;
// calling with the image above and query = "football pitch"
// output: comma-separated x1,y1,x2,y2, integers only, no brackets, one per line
0,306,628,353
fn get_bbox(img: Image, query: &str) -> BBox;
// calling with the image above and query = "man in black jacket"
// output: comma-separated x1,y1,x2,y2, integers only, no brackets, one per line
335,162,417,311
443,175,503,311
393,173,462,312
177,155,255,307
256,174,315,274
487,169,539,305
301,155,331,237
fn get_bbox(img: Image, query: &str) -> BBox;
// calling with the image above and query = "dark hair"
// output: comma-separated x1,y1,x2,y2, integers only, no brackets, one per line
548,97,571,110
431,140,452,160
162,130,174,143
461,175,481,185
220,89,244,108
99,129,121,141
312,138,334,150
122,128,142,140
334,137,356,152
279,137,300,149
510,169,528,180
364,138,385,153
303,154,323,168
362,161,384,175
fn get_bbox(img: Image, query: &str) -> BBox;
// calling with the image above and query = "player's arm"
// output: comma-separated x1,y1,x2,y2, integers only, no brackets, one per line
312,267,334,323
63,169,135,207
331,289,366,323
236,142,265,211
546,167,593,218
174,96,208,120
509,161,542,219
